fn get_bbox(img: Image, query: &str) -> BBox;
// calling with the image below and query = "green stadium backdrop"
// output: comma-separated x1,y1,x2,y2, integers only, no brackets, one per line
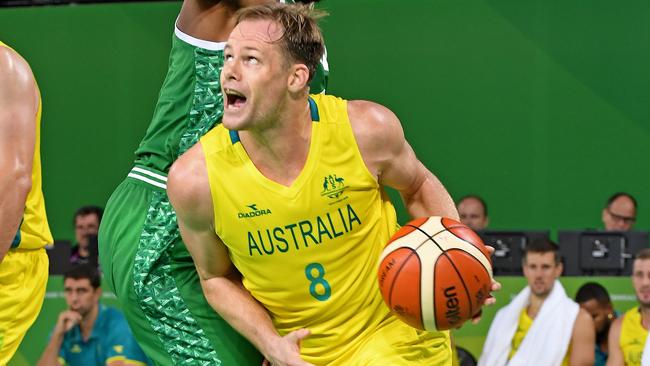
1,0,649,364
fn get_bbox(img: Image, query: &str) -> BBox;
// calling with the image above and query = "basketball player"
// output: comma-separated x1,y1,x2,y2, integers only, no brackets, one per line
479,239,594,366
168,4,498,365
607,249,650,366
98,0,327,364
0,42,53,363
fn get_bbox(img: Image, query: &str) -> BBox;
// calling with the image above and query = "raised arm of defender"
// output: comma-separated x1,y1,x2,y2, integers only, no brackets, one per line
0,47,38,263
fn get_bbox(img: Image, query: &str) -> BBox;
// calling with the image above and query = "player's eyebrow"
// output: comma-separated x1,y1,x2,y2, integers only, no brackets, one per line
224,45,261,53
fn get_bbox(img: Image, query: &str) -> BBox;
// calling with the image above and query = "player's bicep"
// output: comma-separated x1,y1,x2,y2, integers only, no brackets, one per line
348,100,423,191
380,138,428,195
570,310,595,366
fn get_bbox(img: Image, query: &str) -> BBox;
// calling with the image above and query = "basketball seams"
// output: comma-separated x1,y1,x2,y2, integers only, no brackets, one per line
378,216,493,331
411,224,476,328
385,249,424,330
385,247,417,309
461,249,492,316
416,218,480,328
445,248,492,314
441,223,492,260
433,231,493,279
383,222,439,331
377,226,431,264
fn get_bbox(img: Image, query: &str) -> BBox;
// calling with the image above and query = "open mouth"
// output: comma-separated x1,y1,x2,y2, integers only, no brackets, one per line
225,88,247,109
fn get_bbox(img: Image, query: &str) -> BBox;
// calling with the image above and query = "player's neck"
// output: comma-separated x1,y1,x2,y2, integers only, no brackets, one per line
240,100,313,186
80,305,99,341
526,293,549,319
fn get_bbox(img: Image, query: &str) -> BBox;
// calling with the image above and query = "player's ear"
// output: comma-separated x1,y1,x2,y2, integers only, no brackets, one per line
555,261,564,277
94,287,103,301
287,63,310,93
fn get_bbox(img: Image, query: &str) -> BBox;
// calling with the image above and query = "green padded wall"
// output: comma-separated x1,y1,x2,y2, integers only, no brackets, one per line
1,0,649,240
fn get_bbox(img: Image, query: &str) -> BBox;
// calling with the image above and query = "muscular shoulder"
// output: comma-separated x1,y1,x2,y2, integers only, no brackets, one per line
346,100,405,177
0,47,36,97
574,308,594,331
167,144,213,223
0,47,39,122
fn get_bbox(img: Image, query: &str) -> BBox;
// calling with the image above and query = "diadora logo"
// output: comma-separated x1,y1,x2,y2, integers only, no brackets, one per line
238,203,272,219
320,174,347,199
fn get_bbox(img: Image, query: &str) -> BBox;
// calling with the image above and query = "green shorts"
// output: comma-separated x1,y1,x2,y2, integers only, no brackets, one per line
99,166,262,366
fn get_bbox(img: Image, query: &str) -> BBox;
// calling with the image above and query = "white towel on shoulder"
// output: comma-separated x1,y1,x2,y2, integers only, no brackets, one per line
478,280,579,366
642,332,650,366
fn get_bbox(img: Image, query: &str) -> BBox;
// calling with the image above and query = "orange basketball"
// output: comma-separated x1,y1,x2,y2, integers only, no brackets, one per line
377,216,493,331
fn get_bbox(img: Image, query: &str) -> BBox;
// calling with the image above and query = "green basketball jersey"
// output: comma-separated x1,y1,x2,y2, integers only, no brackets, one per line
134,25,329,173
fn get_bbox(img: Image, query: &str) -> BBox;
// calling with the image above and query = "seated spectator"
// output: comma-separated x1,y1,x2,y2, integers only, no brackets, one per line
608,249,650,366
37,265,150,366
479,239,594,366
70,206,103,266
457,195,489,231
575,282,617,366
602,192,637,231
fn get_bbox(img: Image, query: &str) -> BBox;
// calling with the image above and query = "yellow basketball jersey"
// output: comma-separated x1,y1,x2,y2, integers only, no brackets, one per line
0,41,53,250
201,94,448,365
620,307,648,366
509,308,570,366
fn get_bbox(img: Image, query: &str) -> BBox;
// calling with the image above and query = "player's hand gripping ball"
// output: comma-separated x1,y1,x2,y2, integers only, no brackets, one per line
377,217,493,331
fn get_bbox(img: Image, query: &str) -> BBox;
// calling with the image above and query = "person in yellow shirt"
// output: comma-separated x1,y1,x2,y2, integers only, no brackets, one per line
168,3,498,365
0,41,53,364
607,248,650,366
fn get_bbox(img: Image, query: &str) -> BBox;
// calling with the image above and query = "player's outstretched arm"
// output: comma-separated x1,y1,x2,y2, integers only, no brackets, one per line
569,308,595,366
168,144,314,366
0,47,38,263
347,100,458,220
606,316,624,366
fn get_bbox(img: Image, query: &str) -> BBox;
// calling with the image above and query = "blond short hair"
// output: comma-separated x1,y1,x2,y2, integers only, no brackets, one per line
236,3,326,82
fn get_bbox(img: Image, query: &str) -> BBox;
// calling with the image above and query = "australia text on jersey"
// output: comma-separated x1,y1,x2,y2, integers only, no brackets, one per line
247,203,361,256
